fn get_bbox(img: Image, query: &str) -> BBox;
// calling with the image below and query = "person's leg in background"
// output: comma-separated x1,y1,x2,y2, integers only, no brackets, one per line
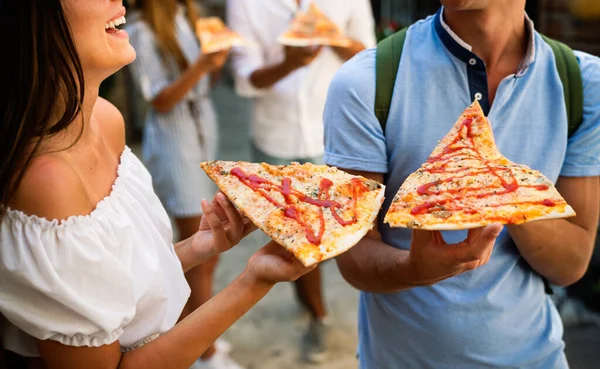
178,216,242,369
176,217,222,359
251,144,330,363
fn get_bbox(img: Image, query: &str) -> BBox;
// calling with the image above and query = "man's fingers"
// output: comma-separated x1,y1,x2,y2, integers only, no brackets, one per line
476,224,504,243
201,200,229,245
480,237,495,265
466,227,485,243
454,224,503,262
411,229,445,248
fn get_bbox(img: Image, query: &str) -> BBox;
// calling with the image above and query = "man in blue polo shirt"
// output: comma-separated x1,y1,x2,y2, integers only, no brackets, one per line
324,1,600,368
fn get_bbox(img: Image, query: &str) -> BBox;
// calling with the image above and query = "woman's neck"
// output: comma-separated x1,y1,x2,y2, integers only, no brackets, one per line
45,79,101,151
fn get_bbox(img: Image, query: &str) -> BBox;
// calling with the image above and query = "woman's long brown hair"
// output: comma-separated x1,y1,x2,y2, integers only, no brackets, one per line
135,0,202,70
0,0,85,222
0,0,86,366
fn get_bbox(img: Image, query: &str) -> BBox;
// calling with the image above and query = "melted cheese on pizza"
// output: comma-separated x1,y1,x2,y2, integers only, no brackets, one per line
195,17,244,53
279,3,350,47
201,161,385,266
385,100,575,230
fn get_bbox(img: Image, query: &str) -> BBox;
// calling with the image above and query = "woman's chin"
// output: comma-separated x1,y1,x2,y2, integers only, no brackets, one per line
90,48,136,86
110,46,137,71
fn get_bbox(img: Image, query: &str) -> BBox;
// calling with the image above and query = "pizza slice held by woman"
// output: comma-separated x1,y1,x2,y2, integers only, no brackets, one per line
201,161,385,266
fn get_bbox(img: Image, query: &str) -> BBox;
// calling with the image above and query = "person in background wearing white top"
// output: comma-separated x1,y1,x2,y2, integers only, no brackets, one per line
0,1,315,369
125,1,243,368
227,0,377,363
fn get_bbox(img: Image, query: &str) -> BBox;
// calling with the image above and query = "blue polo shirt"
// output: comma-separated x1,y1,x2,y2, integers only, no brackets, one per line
323,9,600,369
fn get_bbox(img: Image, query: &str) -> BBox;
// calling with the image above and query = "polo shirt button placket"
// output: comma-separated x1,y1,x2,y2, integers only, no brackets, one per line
475,92,483,100
469,58,477,66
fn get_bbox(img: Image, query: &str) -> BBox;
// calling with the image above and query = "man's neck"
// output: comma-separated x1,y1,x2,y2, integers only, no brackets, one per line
443,3,527,70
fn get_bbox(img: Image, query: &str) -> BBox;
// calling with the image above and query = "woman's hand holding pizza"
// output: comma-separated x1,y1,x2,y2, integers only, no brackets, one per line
199,48,230,72
406,225,503,286
190,192,257,262
244,241,317,287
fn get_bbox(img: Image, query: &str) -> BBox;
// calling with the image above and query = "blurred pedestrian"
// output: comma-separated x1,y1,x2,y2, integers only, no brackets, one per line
227,0,377,363
125,1,241,368
323,0,600,368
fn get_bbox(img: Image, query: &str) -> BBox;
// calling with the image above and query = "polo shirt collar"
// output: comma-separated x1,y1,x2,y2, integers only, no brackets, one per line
434,7,536,78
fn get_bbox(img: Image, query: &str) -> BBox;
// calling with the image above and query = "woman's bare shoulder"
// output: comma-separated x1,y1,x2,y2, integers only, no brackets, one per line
10,154,92,221
93,97,126,156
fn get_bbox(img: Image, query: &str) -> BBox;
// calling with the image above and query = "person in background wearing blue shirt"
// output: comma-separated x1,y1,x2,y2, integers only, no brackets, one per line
323,0,600,368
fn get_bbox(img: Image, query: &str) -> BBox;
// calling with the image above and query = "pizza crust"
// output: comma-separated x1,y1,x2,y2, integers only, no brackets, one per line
390,204,576,231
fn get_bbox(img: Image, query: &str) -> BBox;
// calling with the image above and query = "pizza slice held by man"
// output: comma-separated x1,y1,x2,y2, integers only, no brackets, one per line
385,100,576,230
278,3,351,48
201,161,385,266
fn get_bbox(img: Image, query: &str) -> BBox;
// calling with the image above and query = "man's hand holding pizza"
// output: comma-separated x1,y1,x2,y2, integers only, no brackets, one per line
284,45,323,69
330,38,367,61
333,170,503,294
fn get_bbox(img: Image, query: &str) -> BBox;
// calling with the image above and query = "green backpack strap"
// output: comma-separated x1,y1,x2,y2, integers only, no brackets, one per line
541,35,584,138
374,31,584,138
375,28,408,132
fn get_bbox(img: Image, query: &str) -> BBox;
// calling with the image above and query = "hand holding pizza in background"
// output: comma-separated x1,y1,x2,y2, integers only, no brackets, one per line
199,48,230,73
284,45,323,69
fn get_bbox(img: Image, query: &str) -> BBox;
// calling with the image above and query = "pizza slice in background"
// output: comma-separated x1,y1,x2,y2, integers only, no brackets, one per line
196,17,245,54
278,3,352,48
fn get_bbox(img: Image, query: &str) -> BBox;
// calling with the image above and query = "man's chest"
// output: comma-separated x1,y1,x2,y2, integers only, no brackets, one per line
385,72,570,191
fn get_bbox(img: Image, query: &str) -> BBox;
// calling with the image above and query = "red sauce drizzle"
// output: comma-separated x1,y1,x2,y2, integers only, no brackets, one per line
412,116,556,216
230,167,368,245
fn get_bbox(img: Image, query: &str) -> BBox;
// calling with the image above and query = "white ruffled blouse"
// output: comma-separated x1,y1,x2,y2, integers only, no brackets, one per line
0,147,191,357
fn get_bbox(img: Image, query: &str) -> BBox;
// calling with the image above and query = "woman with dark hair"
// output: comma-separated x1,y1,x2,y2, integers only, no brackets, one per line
0,1,314,368
124,0,238,366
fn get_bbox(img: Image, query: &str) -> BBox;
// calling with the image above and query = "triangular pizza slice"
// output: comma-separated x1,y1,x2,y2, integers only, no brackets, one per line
384,100,576,230
195,17,245,54
278,3,351,47
201,161,385,266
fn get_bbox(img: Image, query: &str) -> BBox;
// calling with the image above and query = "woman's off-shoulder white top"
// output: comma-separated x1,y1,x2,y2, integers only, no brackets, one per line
0,147,191,357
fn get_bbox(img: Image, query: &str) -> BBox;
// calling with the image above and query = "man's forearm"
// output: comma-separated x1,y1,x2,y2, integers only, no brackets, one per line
335,236,417,294
249,61,297,89
508,219,595,286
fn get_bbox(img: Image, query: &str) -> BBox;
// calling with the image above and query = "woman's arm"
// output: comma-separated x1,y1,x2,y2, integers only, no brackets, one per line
37,243,314,369
151,50,229,114
175,192,256,273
